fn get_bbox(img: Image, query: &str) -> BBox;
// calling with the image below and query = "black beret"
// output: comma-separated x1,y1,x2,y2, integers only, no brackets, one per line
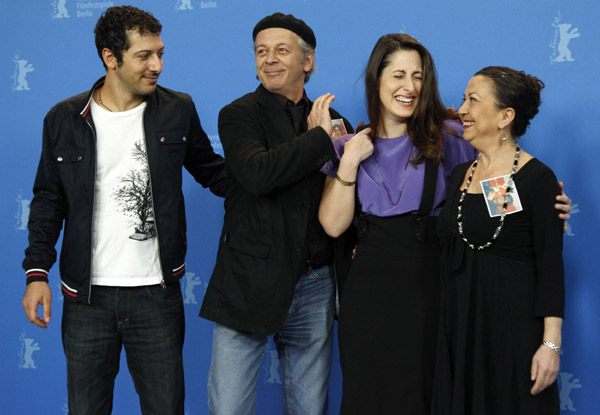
252,12,316,49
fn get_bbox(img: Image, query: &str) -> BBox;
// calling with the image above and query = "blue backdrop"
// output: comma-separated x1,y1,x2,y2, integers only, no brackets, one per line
2,0,597,413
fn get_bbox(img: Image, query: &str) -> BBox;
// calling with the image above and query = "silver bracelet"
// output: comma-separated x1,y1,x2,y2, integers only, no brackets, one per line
542,340,563,356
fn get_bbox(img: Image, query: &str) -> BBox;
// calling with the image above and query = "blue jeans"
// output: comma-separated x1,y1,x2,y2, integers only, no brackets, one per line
62,283,185,415
207,265,335,415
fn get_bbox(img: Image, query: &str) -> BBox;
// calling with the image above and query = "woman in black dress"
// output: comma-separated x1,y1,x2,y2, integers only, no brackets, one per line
433,67,564,415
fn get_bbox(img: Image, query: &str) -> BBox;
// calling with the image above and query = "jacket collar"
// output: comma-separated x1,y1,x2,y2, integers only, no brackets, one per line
80,76,157,117
255,84,295,140
255,84,314,140
80,77,106,118
255,83,311,107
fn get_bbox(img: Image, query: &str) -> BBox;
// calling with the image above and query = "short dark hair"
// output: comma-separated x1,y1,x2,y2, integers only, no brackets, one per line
94,6,162,69
475,66,545,138
364,34,456,165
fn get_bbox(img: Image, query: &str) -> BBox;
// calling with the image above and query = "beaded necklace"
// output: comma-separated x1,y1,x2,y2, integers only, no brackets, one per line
373,140,414,206
457,145,520,250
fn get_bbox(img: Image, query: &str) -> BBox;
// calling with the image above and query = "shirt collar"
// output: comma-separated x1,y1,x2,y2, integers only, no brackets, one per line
272,90,309,110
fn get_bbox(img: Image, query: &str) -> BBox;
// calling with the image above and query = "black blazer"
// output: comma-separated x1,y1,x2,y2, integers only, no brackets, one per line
200,84,353,334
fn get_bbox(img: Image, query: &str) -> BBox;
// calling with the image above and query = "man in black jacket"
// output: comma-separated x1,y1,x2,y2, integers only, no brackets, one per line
200,12,352,414
21,6,225,415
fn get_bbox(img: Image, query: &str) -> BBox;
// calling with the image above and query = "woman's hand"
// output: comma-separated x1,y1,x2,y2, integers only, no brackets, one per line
555,181,571,222
531,317,562,395
341,128,374,168
318,129,373,238
530,344,560,395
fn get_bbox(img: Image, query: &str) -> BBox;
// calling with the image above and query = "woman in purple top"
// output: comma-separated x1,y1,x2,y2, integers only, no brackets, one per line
319,33,476,415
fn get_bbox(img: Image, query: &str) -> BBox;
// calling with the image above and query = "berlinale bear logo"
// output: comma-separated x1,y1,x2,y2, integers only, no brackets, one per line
176,0,194,10
52,0,70,19
18,330,41,369
15,191,31,231
550,11,580,63
559,372,582,412
12,52,34,92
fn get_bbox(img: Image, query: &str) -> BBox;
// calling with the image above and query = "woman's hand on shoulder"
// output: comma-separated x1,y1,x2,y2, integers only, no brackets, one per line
555,181,571,222
342,128,374,168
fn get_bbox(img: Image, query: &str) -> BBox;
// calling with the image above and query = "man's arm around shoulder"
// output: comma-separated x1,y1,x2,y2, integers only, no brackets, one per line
182,96,226,197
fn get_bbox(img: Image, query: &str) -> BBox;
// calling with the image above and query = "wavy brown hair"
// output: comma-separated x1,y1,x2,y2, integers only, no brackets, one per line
365,33,458,165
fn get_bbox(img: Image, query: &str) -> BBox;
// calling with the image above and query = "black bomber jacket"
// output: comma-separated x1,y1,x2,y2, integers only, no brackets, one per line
23,77,226,303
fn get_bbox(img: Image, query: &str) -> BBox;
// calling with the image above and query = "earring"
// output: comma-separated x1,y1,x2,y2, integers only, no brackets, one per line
501,128,508,142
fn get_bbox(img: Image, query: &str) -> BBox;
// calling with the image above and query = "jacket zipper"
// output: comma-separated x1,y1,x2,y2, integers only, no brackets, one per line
85,117,96,304
142,108,166,289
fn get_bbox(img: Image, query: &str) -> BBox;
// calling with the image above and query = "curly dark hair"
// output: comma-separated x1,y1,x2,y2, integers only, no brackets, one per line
94,6,162,69
474,66,545,138
364,33,458,165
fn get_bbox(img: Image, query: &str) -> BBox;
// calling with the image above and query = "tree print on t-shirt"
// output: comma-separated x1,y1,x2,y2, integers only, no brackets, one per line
112,140,156,241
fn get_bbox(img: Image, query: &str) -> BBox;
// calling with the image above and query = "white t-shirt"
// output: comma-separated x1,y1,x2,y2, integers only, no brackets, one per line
90,99,162,286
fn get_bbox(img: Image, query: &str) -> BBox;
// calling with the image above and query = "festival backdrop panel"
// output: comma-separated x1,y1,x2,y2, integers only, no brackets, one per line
2,0,597,413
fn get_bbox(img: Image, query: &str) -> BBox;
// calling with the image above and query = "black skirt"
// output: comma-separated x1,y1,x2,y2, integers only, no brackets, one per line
338,213,442,415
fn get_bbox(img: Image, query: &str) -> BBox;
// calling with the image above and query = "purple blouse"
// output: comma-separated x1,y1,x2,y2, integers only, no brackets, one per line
321,120,477,217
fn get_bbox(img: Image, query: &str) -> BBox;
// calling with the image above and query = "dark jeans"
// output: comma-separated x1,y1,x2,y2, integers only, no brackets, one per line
62,283,185,415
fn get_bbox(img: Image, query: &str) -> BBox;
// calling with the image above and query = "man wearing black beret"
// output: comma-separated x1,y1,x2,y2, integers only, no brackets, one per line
200,12,353,415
